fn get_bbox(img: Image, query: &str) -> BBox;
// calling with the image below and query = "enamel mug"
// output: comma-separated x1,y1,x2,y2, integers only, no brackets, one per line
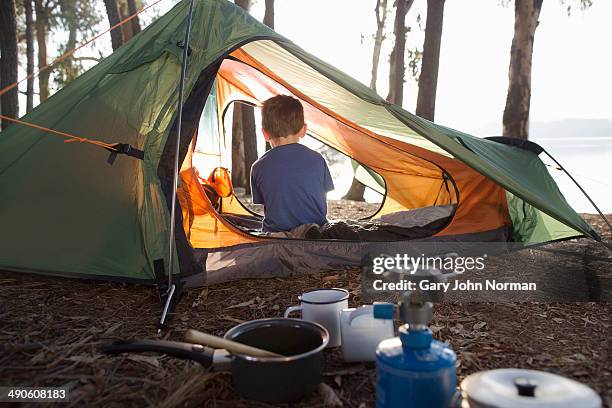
340,305,395,362
284,288,349,347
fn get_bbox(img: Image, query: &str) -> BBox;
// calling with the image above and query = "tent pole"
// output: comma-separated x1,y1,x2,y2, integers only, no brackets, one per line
159,0,196,332
543,150,612,235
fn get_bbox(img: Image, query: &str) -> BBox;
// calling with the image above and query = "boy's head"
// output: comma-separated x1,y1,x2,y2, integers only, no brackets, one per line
261,95,306,142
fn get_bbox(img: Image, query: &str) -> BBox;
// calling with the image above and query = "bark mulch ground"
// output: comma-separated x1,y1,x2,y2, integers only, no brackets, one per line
1,207,611,407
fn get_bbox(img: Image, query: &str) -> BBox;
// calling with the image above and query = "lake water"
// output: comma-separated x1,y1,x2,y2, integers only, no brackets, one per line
533,136,612,213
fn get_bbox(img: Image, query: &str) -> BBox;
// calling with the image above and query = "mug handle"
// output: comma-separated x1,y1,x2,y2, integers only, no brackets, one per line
284,305,303,318
348,305,374,326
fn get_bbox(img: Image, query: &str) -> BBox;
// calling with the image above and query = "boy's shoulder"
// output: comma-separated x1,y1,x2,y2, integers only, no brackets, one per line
252,144,327,174
264,143,323,160
295,143,324,157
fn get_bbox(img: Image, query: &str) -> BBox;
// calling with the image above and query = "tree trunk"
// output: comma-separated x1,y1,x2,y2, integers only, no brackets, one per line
104,0,124,51
416,0,445,121
234,0,250,10
1,0,19,128
118,1,133,41
231,104,246,188
232,0,258,190
34,0,49,102
263,0,274,151
127,0,141,37
60,0,79,83
25,0,35,112
263,0,274,29
387,0,415,105
370,0,388,92
343,177,366,201
242,104,258,195
344,0,389,201
502,0,543,140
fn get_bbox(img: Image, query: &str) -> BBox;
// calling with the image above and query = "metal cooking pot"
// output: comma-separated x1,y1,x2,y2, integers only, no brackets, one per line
102,318,329,403
460,368,602,408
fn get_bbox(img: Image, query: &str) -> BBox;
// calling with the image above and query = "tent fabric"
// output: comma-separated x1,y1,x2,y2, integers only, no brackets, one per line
0,0,597,284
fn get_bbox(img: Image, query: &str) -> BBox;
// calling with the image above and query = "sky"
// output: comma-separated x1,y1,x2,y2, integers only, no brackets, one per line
13,0,612,211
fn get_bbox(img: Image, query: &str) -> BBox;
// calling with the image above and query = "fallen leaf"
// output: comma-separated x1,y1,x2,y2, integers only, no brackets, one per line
221,315,246,324
318,383,343,407
191,288,209,308
66,355,99,364
334,375,342,388
127,354,160,368
103,322,122,335
573,353,587,361
228,299,255,309
430,324,444,334
473,322,487,331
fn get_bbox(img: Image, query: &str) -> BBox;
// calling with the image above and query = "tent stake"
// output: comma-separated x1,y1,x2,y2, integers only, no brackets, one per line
158,283,176,334
543,150,612,235
159,0,196,332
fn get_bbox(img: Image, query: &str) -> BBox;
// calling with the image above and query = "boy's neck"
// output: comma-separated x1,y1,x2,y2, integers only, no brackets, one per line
269,134,301,148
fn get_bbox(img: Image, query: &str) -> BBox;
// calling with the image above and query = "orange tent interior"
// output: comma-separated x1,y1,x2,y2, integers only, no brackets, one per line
177,47,512,249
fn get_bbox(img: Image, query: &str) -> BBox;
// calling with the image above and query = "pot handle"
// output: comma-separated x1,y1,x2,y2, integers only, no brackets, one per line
102,339,215,368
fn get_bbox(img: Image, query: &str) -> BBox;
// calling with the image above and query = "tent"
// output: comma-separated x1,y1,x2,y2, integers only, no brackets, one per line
0,0,603,290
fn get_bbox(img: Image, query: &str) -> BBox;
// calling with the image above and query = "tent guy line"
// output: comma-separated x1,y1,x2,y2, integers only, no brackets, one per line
0,114,118,151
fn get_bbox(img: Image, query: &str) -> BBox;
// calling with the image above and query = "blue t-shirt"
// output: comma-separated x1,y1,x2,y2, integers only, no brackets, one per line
250,143,334,232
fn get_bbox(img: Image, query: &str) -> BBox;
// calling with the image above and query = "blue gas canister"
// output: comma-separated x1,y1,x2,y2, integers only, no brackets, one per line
374,301,457,408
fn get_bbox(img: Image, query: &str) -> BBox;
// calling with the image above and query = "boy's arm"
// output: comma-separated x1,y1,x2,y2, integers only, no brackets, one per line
250,165,264,204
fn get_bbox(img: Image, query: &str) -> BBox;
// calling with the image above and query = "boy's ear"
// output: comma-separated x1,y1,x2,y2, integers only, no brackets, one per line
298,123,307,139
262,128,272,141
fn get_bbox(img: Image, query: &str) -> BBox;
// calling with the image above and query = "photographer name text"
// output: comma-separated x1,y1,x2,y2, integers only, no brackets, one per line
372,279,537,292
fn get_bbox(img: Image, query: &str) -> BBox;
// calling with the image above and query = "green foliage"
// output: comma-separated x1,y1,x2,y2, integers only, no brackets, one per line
15,0,105,90
560,0,593,15
406,47,422,81
404,12,424,82
53,0,104,87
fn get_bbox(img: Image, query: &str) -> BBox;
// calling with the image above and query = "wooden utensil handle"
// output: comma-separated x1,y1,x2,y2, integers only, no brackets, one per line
185,329,284,358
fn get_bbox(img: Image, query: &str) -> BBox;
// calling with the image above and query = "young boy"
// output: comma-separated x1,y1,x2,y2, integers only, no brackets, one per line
250,95,334,232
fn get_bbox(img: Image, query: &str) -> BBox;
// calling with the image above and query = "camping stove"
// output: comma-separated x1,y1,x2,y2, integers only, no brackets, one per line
373,267,457,408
